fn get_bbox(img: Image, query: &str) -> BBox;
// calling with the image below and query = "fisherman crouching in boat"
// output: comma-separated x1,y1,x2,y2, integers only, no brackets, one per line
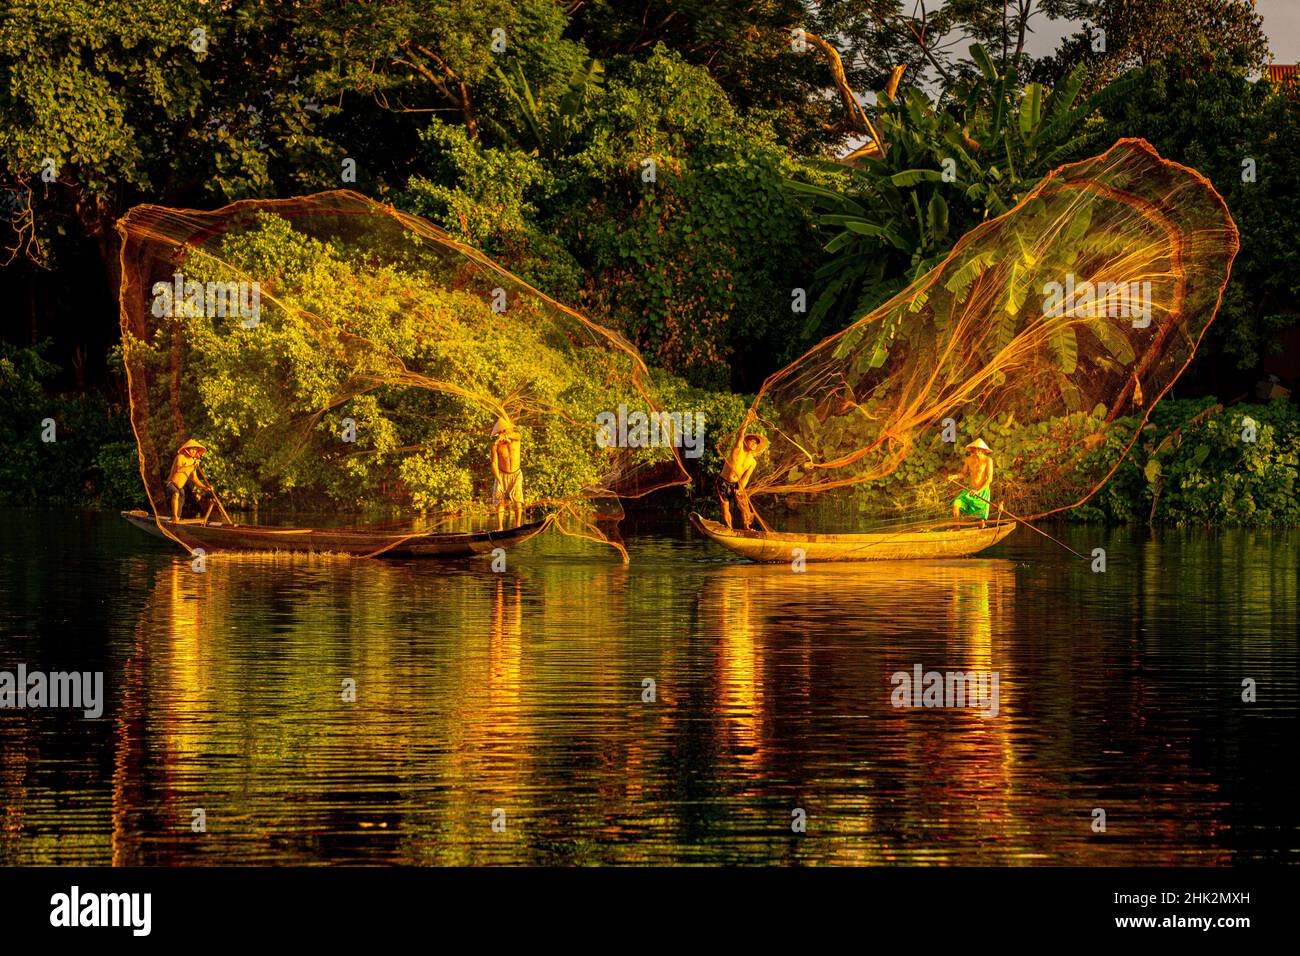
716,431,768,530
491,417,524,530
165,438,215,523
950,438,994,525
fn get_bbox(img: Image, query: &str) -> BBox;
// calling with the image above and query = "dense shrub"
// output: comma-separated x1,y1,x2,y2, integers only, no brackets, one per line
1061,399,1297,526
0,342,139,506
850,398,1298,527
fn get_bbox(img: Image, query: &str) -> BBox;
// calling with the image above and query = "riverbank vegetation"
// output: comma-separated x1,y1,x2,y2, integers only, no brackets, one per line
863,398,1299,527
1,1,1296,524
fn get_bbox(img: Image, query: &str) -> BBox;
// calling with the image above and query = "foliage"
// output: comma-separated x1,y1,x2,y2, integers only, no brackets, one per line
786,45,1135,338
131,212,682,515
1078,399,1300,525
859,398,1299,527
568,0,917,154
407,46,821,391
562,48,819,389
0,342,138,506
1033,0,1270,89
308,0,595,137
0,0,362,273
485,58,606,160
1074,51,1300,373
402,121,585,302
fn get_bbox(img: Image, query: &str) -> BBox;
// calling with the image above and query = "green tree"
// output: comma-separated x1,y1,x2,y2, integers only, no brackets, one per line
406,47,821,391
1032,0,1269,87
0,341,136,505
568,0,920,154
486,58,606,160
0,0,578,369
0,0,353,275
402,119,585,302
1077,51,1300,378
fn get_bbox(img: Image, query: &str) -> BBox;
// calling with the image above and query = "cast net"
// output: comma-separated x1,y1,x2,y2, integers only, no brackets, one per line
736,138,1238,532
117,190,690,558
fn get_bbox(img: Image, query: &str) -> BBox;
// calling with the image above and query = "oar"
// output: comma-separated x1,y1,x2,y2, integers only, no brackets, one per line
197,467,235,526
738,487,771,532
209,492,235,527
745,493,770,532
946,476,1085,559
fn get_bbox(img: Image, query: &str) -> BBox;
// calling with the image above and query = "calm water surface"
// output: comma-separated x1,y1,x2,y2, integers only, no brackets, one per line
1,509,1296,865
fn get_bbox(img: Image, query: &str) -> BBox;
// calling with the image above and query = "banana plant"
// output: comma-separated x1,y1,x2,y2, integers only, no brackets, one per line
485,58,605,159
787,44,1137,342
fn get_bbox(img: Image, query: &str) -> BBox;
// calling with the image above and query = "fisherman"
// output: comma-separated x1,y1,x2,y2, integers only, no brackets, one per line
491,417,524,530
166,438,215,523
717,431,768,530
950,438,995,524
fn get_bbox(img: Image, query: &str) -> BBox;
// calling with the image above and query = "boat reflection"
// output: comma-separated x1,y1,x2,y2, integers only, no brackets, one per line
694,559,1019,862
695,557,1016,643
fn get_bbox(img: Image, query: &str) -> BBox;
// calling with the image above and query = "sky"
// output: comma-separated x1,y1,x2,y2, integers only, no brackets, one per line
1022,0,1300,63
1259,0,1300,62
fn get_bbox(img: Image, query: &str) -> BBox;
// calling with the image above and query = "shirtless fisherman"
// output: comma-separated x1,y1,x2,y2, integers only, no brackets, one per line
716,431,768,530
950,438,995,525
490,418,524,530
166,439,215,523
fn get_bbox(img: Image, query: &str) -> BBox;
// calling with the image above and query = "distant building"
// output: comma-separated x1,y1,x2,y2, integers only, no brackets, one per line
1266,64,1299,87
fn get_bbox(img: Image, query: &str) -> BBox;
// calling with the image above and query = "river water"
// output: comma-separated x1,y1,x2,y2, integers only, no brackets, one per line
0,509,1296,865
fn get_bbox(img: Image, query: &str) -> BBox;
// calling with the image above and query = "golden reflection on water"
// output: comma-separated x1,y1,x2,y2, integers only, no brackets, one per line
696,560,1020,863
701,565,764,771
4,519,1294,865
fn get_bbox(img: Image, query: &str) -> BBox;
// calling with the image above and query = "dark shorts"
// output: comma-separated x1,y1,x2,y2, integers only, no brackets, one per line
166,480,204,499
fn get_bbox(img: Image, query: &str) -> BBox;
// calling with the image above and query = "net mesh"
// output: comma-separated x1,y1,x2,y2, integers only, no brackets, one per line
736,138,1239,532
117,190,690,558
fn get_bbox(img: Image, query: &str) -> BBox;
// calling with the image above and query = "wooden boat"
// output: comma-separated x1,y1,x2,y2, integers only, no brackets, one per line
689,512,1015,562
121,509,549,558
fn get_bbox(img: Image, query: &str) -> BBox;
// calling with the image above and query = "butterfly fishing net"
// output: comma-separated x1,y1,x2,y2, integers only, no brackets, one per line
117,190,690,558
738,138,1238,531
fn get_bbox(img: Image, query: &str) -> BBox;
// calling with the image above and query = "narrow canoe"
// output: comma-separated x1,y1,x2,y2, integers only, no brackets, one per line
121,509,549,558
689,512,1016,562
